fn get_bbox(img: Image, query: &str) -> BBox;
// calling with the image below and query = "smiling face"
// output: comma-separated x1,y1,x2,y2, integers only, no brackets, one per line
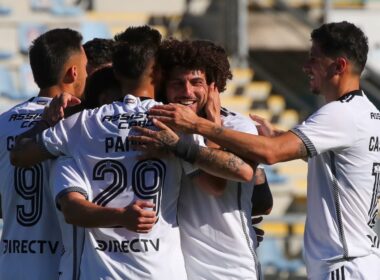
303,41,337,96
165,67,208,114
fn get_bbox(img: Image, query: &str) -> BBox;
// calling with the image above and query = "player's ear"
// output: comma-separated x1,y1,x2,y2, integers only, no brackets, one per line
63,65,77,84
335,57,347,75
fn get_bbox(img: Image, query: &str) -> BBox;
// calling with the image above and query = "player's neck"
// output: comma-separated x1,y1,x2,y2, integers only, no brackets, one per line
324,74,360,103
38,85,68,99
120,80,155,99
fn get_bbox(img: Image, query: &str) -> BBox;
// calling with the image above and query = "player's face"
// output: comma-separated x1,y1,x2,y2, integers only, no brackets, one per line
165,67,208,114
73,47,88,98
303,42,336,95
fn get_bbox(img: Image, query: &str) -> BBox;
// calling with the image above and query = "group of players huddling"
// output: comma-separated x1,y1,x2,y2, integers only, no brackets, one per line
2,21,380,280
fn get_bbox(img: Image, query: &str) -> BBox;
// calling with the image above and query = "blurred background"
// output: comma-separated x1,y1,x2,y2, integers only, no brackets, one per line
0,0,379,279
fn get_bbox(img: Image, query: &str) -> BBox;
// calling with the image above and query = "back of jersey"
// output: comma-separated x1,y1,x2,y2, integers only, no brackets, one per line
42,95,189,279
0,97,63,280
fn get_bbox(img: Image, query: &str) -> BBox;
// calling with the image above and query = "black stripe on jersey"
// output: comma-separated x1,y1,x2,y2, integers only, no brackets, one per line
331,266,345,280
330,152,349,258
338,90,363,103
237,183,262,280
290,128,317,157
220,107,237,117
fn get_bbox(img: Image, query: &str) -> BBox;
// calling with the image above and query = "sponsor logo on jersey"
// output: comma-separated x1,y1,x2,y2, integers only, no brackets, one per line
8,113,42,128
369,136,380,152
96,238,159,253
2,239,61,254
370,112,380,120
102,113,154,130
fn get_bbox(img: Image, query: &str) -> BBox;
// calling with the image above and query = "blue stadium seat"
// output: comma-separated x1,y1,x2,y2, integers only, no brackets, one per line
0,66,22,100
80,22,111,43
257,237,304,274
18,22,48,54
18,63,39,99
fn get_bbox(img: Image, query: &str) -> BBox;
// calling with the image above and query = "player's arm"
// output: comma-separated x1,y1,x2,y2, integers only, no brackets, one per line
129,119,254,183
59,193,157,233
10,120,55,167
10,93,81,167
148,104,307,164
251,167,273,216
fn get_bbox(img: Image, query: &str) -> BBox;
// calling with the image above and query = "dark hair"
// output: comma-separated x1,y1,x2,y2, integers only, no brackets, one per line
311,21,368,74
83,38,114,73
114,25,162,47
82,66,122,109
112,26,161,80
156,38,232,102
29,28,83,89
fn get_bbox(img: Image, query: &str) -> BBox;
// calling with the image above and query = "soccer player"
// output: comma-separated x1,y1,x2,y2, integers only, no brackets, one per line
148,21,380,279
0,28,86,280
130,38,272,280
11,27,255,279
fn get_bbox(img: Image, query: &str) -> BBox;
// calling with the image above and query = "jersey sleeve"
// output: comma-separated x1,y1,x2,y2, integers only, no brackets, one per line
50,156,88,209
290,102,356,157
41,112,82,157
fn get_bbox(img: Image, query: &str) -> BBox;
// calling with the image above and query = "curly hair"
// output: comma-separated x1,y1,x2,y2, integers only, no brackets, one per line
157,38,232,95
311,21,368,74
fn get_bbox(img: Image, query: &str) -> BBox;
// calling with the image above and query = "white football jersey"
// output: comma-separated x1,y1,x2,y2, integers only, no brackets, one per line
0,96,63,280
178,107,261,280
291,91,380,278
42,95,197,280
50,157,86,280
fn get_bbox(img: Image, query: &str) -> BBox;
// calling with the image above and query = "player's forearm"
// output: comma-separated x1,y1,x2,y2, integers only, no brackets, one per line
60,196,124,227
195,146,254,182
10,121,53,167
194,118,295,165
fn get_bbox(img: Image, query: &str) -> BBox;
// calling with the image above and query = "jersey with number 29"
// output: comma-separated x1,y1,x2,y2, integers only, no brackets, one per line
0,96,62,280
291,91,380,278
42,95,196,280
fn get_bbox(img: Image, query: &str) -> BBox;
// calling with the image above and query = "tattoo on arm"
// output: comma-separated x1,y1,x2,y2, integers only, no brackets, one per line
197,146,245,174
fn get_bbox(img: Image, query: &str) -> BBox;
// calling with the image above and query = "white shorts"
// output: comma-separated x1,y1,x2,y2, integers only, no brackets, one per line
311,253,380,280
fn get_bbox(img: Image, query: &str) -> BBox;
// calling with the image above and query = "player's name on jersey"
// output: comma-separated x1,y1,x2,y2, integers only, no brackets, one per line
369,136,380,152
8,113,43,128
95,238,159,253
3,239,61,254
105,136,145,153
102,113,154,130
370,112,380,120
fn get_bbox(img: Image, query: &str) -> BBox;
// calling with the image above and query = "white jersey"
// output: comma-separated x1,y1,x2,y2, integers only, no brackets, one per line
50,157,86,280
0,96,63,280
178,107,260,280
42,95,197,280
291,91,380,278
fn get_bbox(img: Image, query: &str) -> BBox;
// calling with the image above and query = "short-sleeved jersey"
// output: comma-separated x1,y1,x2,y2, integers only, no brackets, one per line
178,108,260,280
291,91,380,278
42,95,197,279
50,157,86,280
0,96,63,280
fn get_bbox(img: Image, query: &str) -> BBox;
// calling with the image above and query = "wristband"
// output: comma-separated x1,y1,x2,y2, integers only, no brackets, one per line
172,138,200,164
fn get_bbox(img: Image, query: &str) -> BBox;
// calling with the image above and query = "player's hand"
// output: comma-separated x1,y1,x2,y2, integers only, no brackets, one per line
129,118,180,151
122,200,157,233
252,216,265,246
205,83,221,125
148,104,200,134
42,92,81,126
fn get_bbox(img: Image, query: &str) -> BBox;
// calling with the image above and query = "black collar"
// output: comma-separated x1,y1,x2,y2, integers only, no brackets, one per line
338,90,362,102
